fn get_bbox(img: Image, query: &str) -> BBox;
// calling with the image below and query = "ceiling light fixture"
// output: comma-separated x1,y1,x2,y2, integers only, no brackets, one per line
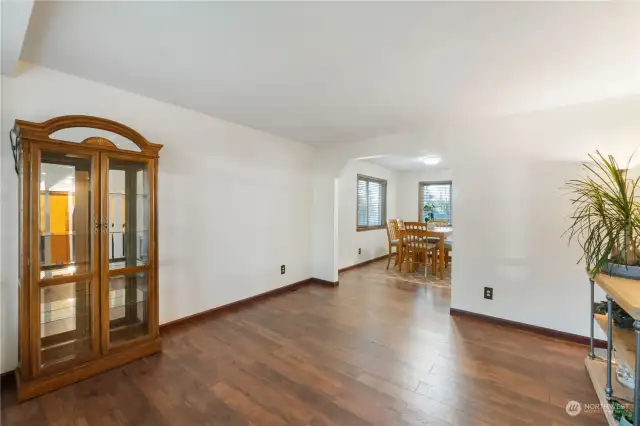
422,156,441,166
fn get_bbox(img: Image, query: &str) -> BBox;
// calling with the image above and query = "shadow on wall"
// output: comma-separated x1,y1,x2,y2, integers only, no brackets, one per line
451,153,601,337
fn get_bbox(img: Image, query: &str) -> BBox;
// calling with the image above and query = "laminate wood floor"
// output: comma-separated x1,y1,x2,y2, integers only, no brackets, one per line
2,260,605,425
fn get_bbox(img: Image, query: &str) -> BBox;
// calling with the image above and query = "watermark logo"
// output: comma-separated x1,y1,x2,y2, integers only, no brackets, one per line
566,400,582,417
565,400,631,417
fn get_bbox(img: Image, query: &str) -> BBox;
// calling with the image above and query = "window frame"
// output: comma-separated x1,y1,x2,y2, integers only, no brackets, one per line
356,174,388,232
418,180,452,224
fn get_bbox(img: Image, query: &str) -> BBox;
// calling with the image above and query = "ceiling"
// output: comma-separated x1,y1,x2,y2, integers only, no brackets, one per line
361,155,446,172
20,2,640,145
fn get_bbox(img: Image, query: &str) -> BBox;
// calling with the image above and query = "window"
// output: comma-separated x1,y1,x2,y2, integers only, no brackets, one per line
419,181,452,224
357,175,387,230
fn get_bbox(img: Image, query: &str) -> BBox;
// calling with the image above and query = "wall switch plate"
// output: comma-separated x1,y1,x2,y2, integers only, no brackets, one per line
281,265,285,275
484,287,493,300
358,248,361,255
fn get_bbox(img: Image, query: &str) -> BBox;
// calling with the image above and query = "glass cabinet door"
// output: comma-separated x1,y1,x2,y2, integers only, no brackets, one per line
101,155,155,349
34,148,100,372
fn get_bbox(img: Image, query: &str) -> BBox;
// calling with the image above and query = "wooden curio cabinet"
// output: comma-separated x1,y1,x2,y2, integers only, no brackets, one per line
13,116,163,401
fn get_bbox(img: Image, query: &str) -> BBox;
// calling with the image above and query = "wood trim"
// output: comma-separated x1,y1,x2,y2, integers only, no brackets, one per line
107,265,149,278
100,152,110,355
148,158,158,340
310,278,340,287
356,225,386,232
338,254,388,273
1,369,16,389
29,147,41,376
19,140,32,377
82,137,117,148
449,308,607,348
15,338,161,401
37,272,95,287
15,115,163,157
153,158,160,340
159,279,313,332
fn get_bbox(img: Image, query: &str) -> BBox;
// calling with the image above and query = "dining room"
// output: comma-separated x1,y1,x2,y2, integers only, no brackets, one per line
336,155,453,287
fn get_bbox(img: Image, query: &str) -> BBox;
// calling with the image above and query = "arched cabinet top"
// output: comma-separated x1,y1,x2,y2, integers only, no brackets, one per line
14,115,163,157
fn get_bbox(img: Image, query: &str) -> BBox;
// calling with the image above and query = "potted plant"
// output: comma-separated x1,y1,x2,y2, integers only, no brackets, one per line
423,201,437,222
423,199,448,223
565,151,640,279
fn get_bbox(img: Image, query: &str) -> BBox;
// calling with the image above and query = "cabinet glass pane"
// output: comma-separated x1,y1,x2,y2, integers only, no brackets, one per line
39,151,93,279
109,272,149,345
108,159,149,270
40,281,92,368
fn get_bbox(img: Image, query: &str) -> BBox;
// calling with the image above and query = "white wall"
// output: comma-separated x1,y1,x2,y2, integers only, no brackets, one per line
447,102,640,338
0,65,314,373
312,95,640,338
396,168,452,221
337,159,396,270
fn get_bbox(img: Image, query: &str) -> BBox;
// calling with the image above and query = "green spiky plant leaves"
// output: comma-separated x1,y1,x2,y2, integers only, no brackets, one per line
423,200,448,222
565,151,640,278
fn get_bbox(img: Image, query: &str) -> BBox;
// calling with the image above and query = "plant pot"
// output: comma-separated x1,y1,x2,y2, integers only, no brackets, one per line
603,262,640,280
621,416,634,426
614,310,636,329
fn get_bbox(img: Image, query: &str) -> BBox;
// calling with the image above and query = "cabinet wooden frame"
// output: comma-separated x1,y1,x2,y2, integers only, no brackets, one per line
14,115,163,401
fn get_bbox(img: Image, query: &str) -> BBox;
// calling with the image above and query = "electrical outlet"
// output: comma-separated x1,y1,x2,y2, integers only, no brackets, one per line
484,287,493,300
358,248,361,255
281,265,285,275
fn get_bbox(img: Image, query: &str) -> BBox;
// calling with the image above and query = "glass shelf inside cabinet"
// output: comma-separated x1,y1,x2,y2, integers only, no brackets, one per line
40,281,92,368
107,162,150,272
109,272,149,346
39,152,93,281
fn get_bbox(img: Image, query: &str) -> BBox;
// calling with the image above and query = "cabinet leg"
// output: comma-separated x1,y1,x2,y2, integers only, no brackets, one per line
589,278,595,360
606,295,613,399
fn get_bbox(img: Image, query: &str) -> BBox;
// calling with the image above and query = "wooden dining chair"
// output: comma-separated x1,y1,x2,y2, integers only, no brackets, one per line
403,221,427,231
405,222,443,274
385,219,401,269
402,227,436,277
444,238,452,268
390,221,423,272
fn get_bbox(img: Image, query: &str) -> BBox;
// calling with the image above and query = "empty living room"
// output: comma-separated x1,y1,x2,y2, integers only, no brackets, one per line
1,2,640,425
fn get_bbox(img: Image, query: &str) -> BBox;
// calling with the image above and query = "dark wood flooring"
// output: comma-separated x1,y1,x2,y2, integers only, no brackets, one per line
2,260,604,425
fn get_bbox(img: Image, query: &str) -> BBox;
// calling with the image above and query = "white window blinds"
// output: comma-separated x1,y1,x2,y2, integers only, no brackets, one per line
420,181,452,223
357,175,387,229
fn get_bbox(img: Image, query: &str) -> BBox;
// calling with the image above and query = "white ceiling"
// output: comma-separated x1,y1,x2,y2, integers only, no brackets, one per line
360,155,446,172
20,2,640,145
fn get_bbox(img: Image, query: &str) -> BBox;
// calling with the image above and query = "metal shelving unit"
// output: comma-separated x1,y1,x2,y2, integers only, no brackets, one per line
589,275,640,425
